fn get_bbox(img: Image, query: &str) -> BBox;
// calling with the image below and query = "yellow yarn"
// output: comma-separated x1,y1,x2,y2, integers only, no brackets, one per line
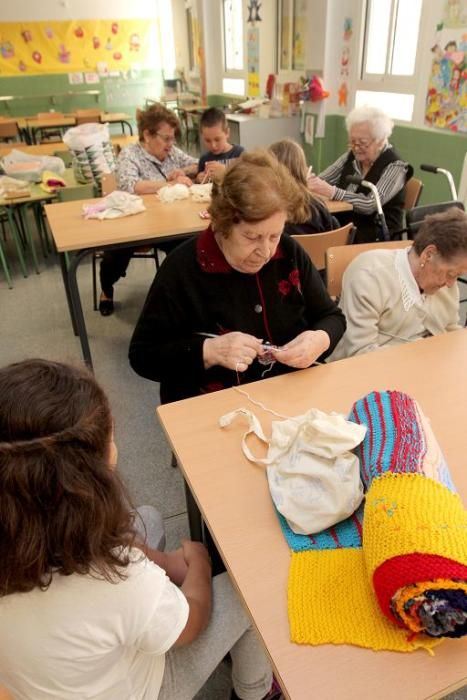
287,474,466,652
363,473,467,579
288,549,440,652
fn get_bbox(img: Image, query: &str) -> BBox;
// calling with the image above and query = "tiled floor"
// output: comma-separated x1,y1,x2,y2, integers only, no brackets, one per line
0,233,466,700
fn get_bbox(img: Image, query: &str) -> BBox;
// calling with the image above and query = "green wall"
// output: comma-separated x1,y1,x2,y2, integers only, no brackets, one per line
304,114,466,206
0,69,162,120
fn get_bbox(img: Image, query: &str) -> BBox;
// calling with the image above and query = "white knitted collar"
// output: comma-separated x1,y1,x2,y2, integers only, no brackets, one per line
394,247,425,311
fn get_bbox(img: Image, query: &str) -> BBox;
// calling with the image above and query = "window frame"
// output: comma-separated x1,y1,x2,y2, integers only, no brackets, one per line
276,0,307,79
222,0,245,74
356,0,426,122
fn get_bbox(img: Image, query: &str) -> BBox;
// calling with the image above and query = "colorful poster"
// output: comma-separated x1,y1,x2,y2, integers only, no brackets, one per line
247,26,260,97
0,19,158,75
424,4,467,133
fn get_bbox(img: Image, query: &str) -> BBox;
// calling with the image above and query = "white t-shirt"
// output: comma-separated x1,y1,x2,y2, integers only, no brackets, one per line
0,549,189,699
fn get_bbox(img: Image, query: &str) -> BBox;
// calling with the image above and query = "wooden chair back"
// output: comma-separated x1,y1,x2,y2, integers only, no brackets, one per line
0,120,19,140
101,173,117,196
292,223,354,270
75,109,101,125
326,240,411,298
37,112,65,119
404,177,423,210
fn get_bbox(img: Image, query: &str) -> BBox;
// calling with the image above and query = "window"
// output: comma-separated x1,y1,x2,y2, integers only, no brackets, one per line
277,0,307,72
357,0,423,121
222,77,245,96
223,0,244,72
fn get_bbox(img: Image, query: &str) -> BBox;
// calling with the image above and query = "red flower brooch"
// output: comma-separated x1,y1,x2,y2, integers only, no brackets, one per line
278,269,301,296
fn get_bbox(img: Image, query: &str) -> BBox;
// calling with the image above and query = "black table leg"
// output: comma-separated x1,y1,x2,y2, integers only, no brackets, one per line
59,253,79,337
67,249,94,369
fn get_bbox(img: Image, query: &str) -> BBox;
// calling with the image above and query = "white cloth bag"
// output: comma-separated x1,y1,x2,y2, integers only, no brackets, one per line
220,407,366,535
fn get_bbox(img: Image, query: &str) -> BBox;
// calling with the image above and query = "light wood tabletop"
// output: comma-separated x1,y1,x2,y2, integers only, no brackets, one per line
45,195,208,252
322,198,352,214
0,170,77,207
44,194,352,252
157,330,467,700
0,134,137,158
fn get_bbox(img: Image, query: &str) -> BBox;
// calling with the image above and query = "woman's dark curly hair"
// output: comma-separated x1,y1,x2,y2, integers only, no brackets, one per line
136,102,180,141
0,359,136,595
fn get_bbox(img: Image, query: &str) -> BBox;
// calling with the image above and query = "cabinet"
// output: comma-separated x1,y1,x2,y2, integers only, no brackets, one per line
226,114,301,150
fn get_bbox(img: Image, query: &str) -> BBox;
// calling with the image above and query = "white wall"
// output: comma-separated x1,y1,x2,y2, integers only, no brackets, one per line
0,0,158,21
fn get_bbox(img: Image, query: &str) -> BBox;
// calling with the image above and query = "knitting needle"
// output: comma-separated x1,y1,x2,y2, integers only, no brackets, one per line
201,172,210,185
307,165,313,177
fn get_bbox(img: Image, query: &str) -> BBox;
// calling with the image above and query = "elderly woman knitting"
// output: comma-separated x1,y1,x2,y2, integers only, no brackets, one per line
129,150,346,403
329,207,467,361
308,105,412,242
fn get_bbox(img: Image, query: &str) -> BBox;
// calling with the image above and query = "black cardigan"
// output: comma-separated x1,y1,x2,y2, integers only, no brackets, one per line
129,228,346,403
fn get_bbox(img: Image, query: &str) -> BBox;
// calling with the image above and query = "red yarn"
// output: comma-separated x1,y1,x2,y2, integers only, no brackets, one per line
373,553,467,625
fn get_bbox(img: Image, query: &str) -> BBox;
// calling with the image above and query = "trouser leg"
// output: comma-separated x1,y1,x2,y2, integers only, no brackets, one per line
158,572,272,700
133,505,166,552
99,248,134,297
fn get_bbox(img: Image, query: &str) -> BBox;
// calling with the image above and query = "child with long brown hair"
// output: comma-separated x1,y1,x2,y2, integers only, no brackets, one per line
0,359,281,700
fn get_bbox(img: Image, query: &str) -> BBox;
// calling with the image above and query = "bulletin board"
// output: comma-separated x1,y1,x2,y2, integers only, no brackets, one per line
0,19,159,76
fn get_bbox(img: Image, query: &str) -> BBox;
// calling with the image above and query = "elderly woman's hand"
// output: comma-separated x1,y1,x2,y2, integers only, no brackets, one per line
273,330,330,369
167,169,193,187
203,332,263,372
308,175,336,199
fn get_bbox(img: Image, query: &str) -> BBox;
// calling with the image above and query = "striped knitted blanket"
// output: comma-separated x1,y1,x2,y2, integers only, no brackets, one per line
286,390,467,652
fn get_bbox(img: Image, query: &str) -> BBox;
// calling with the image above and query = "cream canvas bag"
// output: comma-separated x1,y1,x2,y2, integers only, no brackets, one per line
220,407,366,535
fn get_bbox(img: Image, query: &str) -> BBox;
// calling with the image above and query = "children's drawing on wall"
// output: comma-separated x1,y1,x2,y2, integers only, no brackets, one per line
337,17,353,108
247,26,260,97
343,17,353,41
443,0,467,27
425,4,466,132
0,19,157,75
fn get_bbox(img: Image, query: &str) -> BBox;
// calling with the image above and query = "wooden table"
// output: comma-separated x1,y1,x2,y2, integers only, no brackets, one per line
0,170,79,283
24,116,77,144
0,134,137,158
45,196,207,366
100,112,133,135
157,330,467,700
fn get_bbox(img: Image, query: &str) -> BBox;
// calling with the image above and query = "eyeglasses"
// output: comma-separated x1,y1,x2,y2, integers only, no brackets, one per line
348,138,375,149
155,132,176,144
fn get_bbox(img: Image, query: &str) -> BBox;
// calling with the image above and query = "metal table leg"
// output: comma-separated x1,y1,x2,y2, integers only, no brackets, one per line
184,480,203,542
67,248,94,368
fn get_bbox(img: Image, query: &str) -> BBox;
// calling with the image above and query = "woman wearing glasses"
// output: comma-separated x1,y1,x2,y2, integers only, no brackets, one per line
308,105,412,243
99,103,198,316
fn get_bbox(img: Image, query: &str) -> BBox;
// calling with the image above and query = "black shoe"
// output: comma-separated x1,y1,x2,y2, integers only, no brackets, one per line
99,297,114,316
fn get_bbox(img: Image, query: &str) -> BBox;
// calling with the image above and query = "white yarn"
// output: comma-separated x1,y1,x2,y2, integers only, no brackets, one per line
158,184,190,203
190,183,213,202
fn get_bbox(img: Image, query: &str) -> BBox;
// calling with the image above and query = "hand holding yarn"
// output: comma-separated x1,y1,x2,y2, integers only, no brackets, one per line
203,331,263,371
275,330,330,368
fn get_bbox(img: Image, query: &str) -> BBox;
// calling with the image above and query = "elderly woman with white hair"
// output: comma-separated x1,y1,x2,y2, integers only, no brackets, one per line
309,105,413,242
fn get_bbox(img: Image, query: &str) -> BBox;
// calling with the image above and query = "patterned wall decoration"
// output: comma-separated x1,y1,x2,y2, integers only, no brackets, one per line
0,19,159,75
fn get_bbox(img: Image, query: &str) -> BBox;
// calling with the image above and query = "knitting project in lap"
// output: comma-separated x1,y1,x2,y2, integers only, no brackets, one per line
286,390,467,652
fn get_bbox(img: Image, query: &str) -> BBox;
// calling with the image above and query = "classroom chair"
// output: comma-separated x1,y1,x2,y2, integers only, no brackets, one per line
404,177,423,210
0,215,13,288
325,240,411,299
292,223,355,272
75,109,101,125
0,120,20,143
35,112,68,143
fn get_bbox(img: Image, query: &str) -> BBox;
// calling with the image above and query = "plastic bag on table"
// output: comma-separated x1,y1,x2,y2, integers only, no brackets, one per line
3,149,65,182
